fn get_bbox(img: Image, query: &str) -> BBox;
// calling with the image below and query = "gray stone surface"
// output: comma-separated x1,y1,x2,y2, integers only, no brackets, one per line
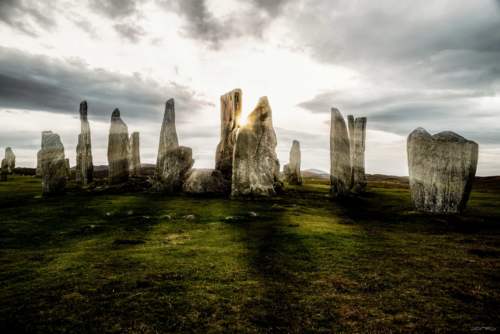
407,127,478,214
183,169,230,194
232,97,281,197
350,116,367,193
40,132,67,194
330,108,351,196
0,158,8,181
215,89,242,181
129,131,141,177
107,109,129,184
155,146,194,193
75,101,93,185
36,131,52,177
283,140,302,185
156,99,179,176
3,147,15,173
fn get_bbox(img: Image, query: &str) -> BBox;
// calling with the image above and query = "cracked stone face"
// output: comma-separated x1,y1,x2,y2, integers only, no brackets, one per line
76,101,93,185
330,108,351,197
284,140,302,185
128,132,141,177
407,127,478,214
40,132,67,194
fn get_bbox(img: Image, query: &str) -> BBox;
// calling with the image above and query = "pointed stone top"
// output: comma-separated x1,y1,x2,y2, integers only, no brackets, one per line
247,96,272,126
164,99,175,124
112,108,121,119
166,98,174,108
131,131,139,137
292,140,300,147
331,107,341,114
79,101,88,120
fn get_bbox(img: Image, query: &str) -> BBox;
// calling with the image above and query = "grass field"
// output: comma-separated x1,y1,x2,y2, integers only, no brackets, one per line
1,175,499,333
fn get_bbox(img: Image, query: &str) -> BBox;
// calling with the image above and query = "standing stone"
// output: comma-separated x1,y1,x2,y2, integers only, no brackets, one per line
407,127,478,214
129,132,141,177
350,116,367,193
232,97,281,197
40,132,67,194
330,108,351,197
215,89,242,181
0,158,8,181
283,140,302,185
3,147,15,173
156,99,179,175
75,101,93,185
107,109,129,184
155,99,193,192
36,131,52,177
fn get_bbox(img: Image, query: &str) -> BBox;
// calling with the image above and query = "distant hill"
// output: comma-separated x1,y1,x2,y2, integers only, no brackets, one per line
301,169,329,178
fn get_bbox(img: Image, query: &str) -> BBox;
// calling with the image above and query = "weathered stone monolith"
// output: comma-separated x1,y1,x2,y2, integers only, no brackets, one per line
156,99,179,175
232,97,281,197
183,169,230,194
75,101,93,185
283,140,302,185
407,127,478,214
65,158,70,179
154,99,193,192
4,147,15,173
107,108,129,184
40,132,67,194
330,108,351,197
36,131,52,177
129,132,141,177
215,89,242,181
350,116,367,193
0,159,8,181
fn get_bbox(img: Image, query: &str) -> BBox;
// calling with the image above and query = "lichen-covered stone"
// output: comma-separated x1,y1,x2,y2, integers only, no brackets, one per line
75,101,93,185
350,117,367,193
232,97,280,197
3,147,15,173
407,127,478,214
284,140,302,185
330,108,351,196
156,99,179,176
215,89,242,181
107,108,129,184
183,169,230,194
129,132,141,177
36,131,52,177
40,132,67,194
155,146,194,193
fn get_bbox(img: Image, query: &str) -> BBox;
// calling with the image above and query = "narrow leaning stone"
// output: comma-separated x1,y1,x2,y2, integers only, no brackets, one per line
156,99,179,176
129,132,141,177
407,127,478,214
215,89,242,181
351,117,367,193
232,97,280,197
107,108,129,184
330,108,351,197
284,140,302,185
75,101,93,185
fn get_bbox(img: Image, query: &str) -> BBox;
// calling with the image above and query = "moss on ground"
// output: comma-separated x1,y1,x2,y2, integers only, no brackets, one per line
0,176,499,333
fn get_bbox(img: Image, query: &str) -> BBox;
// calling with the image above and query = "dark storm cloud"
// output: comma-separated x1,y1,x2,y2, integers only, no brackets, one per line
113,22,146,42
0,46,211,122
0,0,56,36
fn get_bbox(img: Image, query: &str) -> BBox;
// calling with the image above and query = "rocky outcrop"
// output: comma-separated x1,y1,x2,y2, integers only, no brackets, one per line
407,127,478,214
232,97,281,197
107,109,129,184
155,146,194,192
215,89,242,181
3,147,15,173
129,132,141,177
349,116,367,193
75,101,93,185
156,99,179,175
40,132,67,194
283,140,302,185
183,169,230,194
330,108,351,197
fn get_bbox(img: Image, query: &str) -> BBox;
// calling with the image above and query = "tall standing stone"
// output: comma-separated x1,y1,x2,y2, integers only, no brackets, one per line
40,132,67,194
330,108,351,197
0,158,7,181
129,131,141,177
350,116,367,193
407,127,478,214
215,89,242,181
155,99,193,192
107,108,129,184
156,99,179,175
232,97,281,197
283,140,302,185
3,147,15,173
75,101,93,185
36,131,52,177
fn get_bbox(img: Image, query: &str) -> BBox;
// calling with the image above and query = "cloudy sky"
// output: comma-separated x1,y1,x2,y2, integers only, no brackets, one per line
1,0,499,175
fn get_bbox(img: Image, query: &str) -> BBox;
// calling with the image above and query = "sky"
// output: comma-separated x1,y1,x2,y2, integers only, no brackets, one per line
0,0,499,175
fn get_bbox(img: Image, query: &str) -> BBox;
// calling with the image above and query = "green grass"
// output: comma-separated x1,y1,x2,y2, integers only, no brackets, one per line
1,175,499,333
